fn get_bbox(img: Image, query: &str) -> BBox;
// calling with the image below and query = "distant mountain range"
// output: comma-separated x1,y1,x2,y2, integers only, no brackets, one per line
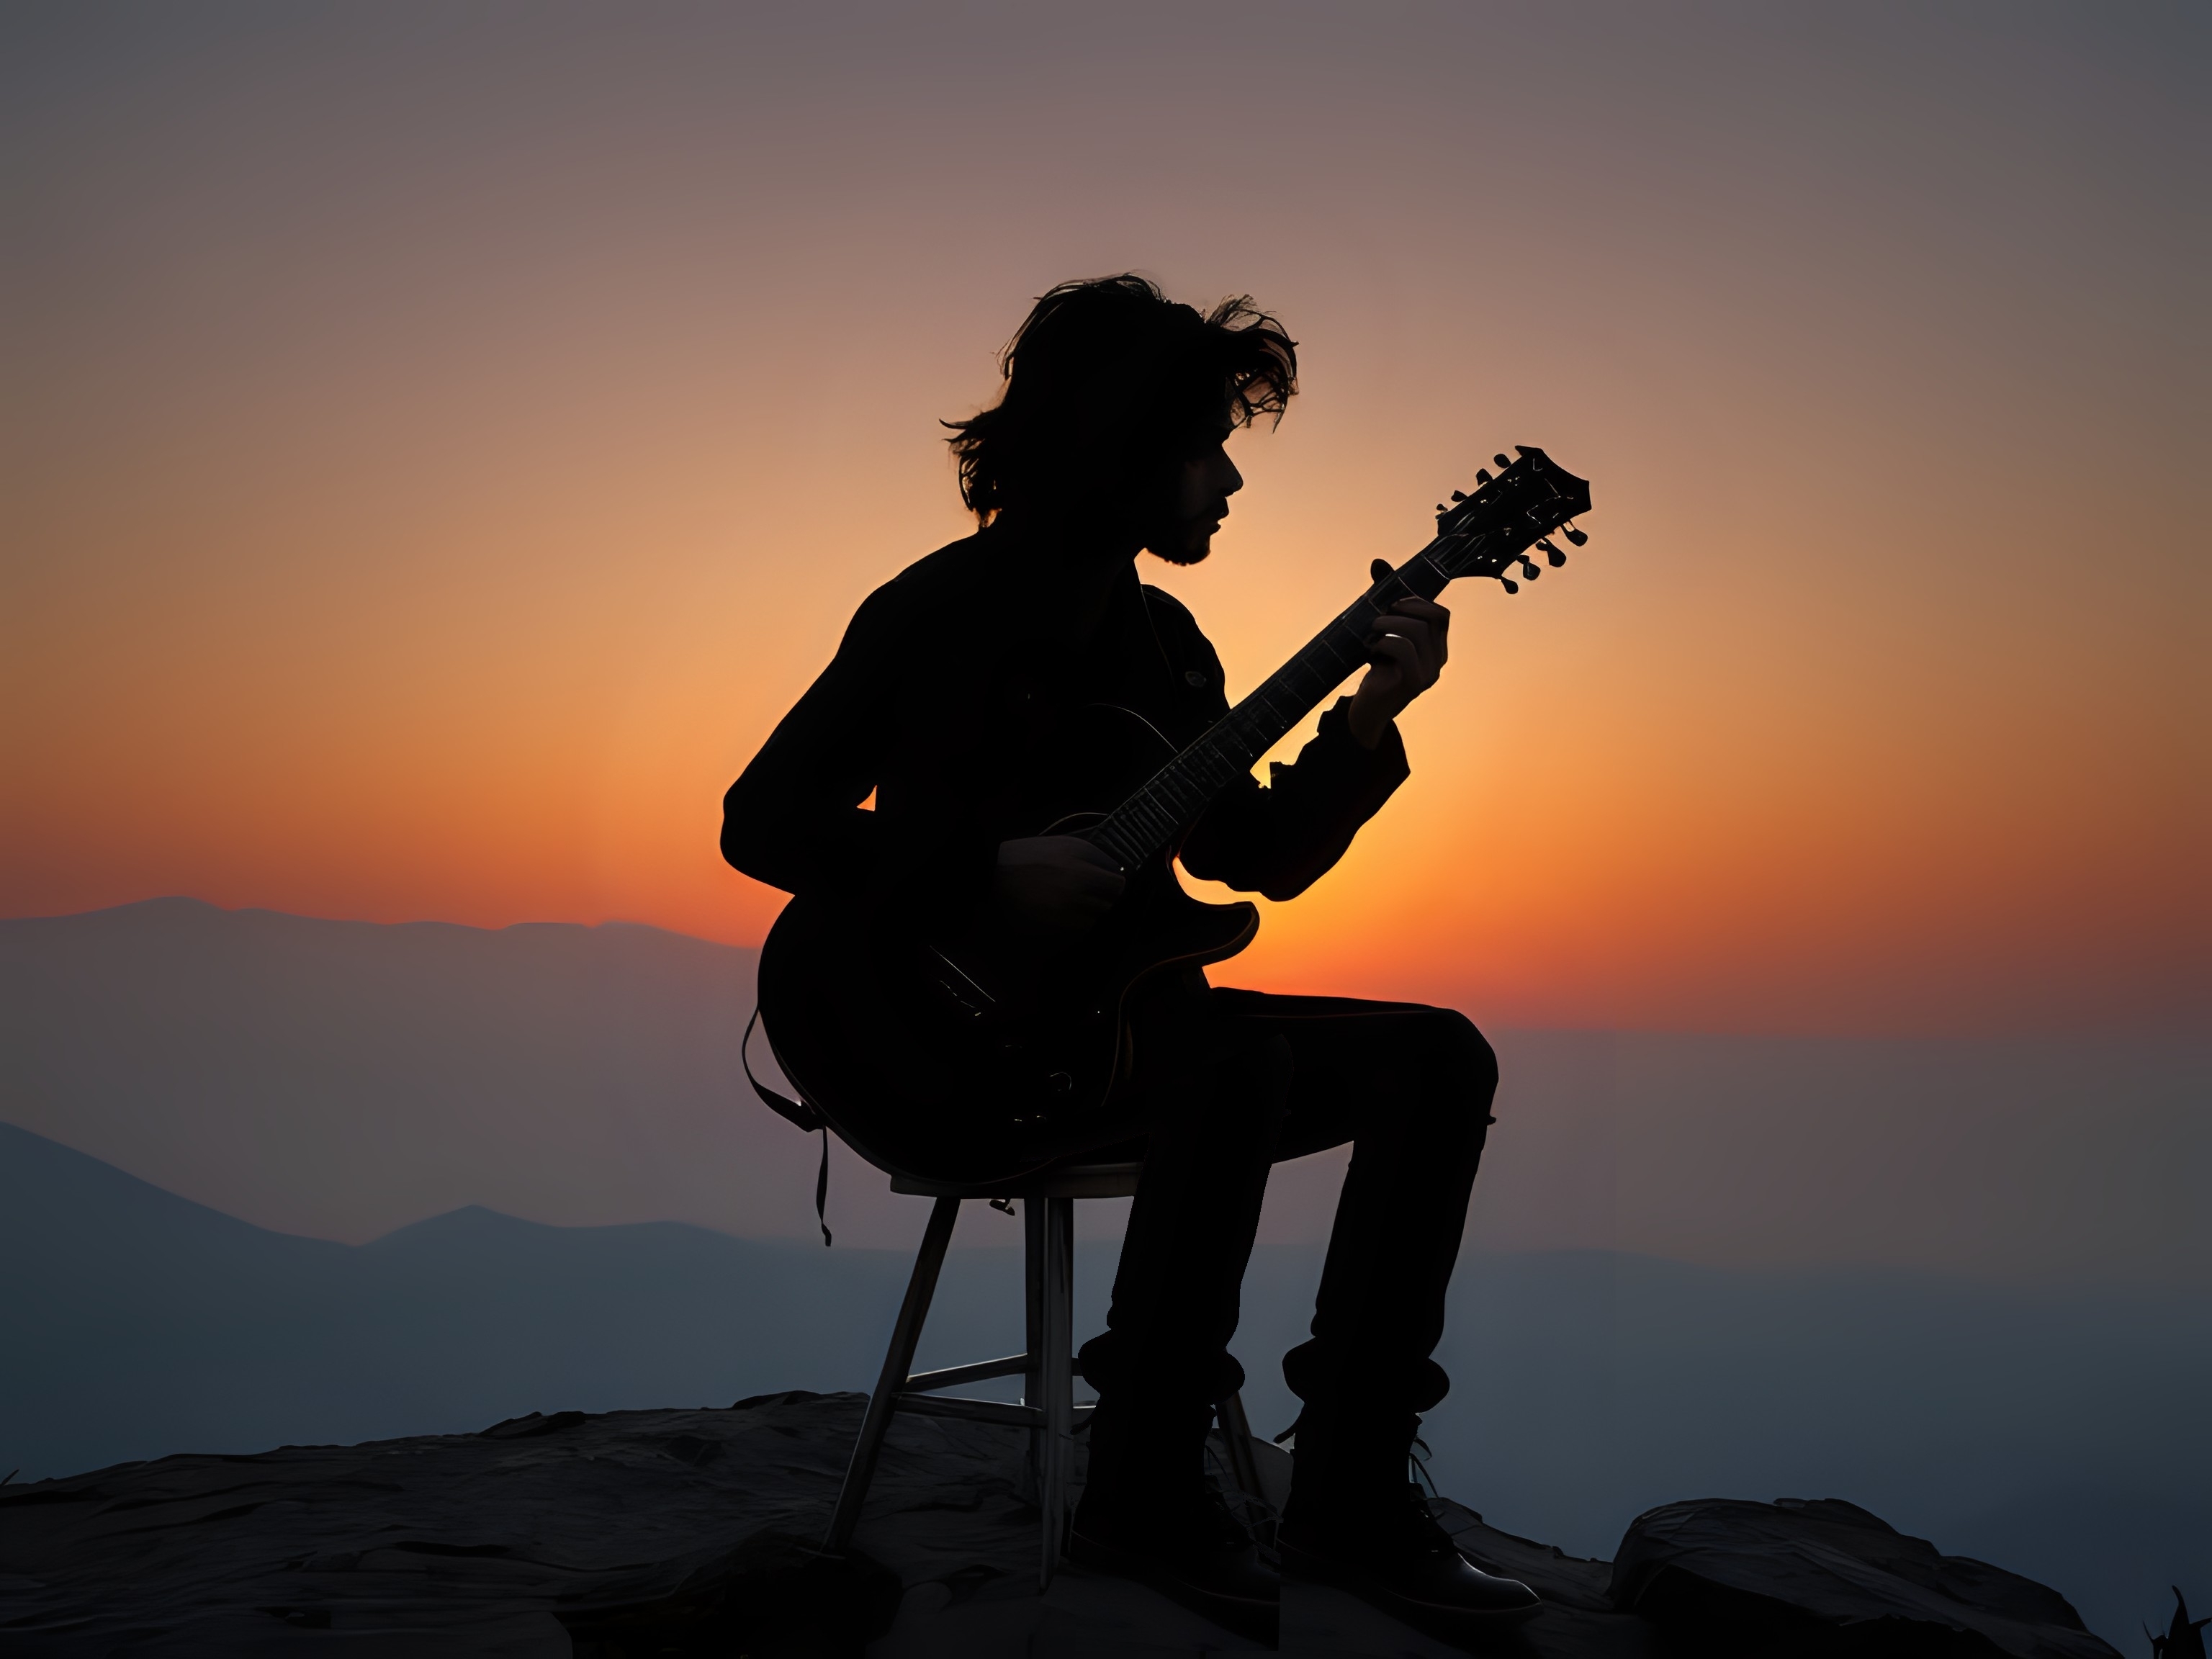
1,897,809,1243
3,1119,2206,1647
0,1118,927,1471
4,898,2206,1276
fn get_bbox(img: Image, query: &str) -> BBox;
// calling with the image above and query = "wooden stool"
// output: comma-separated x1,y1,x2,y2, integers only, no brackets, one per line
821,1158,1264,1589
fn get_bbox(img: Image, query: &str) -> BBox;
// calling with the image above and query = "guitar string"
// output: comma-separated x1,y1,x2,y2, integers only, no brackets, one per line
1092,551,1452,865
1088,510,1542,868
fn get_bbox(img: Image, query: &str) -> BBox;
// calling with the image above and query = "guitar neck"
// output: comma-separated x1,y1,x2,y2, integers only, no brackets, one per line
1084,541,1461,871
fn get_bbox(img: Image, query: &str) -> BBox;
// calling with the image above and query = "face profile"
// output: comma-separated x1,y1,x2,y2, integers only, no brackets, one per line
1146,417,1244,567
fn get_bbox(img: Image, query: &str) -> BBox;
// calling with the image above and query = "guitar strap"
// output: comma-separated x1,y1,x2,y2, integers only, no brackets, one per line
740,1004,832,1247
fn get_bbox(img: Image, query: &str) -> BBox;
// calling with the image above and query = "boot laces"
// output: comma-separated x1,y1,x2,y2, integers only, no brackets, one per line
1372,1485,1460,1557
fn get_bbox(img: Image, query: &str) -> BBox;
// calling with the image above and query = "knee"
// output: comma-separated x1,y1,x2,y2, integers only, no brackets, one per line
1401,1012,1496,1154
1424,1009,1497,1100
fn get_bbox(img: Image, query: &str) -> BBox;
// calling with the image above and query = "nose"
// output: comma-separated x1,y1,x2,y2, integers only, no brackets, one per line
1218,451,1244,498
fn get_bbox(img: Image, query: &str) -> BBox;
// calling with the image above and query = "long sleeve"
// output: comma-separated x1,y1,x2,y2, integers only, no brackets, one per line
1179,698,1408,900
724,554,1408,925
1141,589,1409,902
719,581,998,921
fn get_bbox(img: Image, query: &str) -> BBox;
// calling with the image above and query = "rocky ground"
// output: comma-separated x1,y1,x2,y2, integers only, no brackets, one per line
0,1389,1651,1656
0,1390,2113,1658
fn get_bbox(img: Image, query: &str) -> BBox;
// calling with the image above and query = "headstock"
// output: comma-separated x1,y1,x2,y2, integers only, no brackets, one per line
1429,446,1593,593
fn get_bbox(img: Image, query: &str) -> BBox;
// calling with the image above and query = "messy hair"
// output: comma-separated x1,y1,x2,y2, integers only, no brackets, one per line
945,274,1298,524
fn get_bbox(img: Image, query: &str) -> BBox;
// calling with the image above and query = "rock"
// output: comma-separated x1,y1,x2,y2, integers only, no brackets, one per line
0,1392,971,1656
479,1411,591,1440
0,1395,2108,1658
559,1529,902,1658
1610,1496,2120,1658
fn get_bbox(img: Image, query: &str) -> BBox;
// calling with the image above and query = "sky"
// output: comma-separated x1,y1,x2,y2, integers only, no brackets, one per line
4,1,2204,1039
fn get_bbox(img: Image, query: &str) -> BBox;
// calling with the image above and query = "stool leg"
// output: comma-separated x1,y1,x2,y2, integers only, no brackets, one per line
824,1195,959,1555
1037,1195,1076,1589
1022,1197,1048,1491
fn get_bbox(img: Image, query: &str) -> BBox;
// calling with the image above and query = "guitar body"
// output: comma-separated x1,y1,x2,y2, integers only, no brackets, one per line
758,704,1259,1172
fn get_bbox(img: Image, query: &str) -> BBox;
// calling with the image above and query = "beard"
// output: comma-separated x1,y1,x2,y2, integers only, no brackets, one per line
1148,536,1215,567
1144,513,1220,566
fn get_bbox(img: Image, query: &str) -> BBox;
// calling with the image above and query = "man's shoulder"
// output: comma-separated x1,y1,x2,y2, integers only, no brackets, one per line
840,533,999,628
889,530,1002,591
852,531,999,623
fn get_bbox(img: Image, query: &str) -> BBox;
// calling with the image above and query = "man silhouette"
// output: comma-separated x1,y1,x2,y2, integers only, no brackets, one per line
722,275,1537,1637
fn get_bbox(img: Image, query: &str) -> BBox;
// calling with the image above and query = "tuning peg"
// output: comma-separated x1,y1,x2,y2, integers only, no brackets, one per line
1537,537,1567,567
1449,490,1467,503
1475,468,1493,485
1493,453,1510,469
1500,576,1519,594
1519,559,1539,580
1563,526,1588,547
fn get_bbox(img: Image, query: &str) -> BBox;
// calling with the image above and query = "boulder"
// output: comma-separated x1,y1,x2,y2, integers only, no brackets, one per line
1610,1497,2119,1658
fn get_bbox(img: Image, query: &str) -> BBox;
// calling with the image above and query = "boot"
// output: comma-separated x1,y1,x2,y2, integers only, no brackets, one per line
1277,1411,1538,1632
1070,1396,1280,1642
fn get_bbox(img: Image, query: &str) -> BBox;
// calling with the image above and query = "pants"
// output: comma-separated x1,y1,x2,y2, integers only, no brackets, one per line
1073,986,1498,1440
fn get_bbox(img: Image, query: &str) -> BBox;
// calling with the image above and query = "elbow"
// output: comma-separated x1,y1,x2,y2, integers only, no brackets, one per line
719,781,778,886
719,819,755,881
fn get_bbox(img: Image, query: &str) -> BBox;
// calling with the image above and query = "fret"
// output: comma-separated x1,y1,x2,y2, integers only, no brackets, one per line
1076,457,1589,868
1100,819,1142,868
1081,521,1536,868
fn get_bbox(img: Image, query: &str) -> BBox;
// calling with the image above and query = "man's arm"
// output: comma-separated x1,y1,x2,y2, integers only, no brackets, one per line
1174,567,1449,901
1179,701,1408,900
723,579,1124,932
720,583,986,917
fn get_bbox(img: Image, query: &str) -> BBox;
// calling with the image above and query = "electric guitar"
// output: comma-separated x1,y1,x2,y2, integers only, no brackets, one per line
759,446,1593,1173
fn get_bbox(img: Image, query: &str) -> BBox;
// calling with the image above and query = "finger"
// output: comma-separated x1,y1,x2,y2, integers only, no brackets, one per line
1370,558,1393,585
1367,615,1434,656
1369,611,1432,636
1379,631,1442,687
1365,633,1420,675
1386,599,1449,666
1066,841,1124,872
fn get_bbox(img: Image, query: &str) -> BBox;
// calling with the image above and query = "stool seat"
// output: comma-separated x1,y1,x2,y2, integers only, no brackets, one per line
887,1159,1143,1201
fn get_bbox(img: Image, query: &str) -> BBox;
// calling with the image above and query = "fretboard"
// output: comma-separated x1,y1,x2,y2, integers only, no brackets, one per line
1083,543,1458,871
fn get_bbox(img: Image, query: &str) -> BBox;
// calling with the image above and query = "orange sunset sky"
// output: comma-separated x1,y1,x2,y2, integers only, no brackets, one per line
5,4,2203,1038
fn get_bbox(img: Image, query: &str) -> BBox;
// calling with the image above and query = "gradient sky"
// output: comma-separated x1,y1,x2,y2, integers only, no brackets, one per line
4,2,2204,1038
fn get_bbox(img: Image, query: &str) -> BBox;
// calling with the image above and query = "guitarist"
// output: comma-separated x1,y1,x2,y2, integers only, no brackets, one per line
721,275,1539,1635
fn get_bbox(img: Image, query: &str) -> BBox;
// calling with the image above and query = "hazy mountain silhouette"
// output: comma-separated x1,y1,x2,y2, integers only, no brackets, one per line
4,899,2206,1275
0,1120,841,1462
0,896,806,1242
4,1122,2204,1645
